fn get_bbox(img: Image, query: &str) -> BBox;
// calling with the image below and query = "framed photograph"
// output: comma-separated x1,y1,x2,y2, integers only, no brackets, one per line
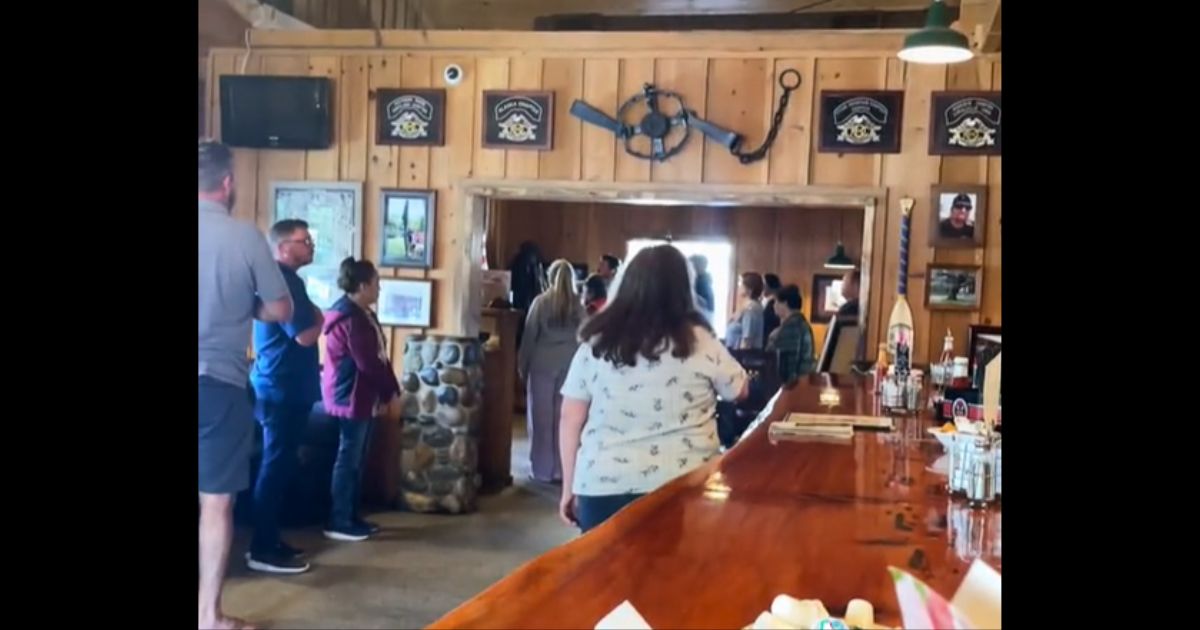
270,180,363,308
818,91,904,154
810,273,847,324
925,264,982,311
376,89,446,146
930,184,987,248
379,189,436,269
967,325,1001,371
482,90,555,150
929,91,1002,155
378,278,433,328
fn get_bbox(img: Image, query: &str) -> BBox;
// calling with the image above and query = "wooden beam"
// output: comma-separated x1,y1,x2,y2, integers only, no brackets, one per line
199,0,253,78
981,0,1000,53
416,0,956,30
244,28,910,54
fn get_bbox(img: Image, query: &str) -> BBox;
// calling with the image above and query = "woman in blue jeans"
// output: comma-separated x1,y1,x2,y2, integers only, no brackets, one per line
558,245,748,532
320,257,401,541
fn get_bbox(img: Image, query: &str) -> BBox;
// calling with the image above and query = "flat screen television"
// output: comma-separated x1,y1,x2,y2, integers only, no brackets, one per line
219,75,332,149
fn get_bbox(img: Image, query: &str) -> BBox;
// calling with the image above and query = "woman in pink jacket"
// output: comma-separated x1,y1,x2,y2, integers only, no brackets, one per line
320,257,400,542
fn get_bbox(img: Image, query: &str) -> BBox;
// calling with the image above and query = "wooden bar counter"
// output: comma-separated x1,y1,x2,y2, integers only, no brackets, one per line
430,375,1001,629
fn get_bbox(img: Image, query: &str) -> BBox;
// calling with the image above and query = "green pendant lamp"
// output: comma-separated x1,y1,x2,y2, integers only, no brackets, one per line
824,242,856,270
898,0,974,64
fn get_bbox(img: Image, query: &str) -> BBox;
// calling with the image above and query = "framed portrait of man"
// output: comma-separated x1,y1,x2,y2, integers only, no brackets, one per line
929,184,987,248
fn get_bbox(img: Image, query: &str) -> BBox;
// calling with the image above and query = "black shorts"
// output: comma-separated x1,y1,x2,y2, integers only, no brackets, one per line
198,376,255,494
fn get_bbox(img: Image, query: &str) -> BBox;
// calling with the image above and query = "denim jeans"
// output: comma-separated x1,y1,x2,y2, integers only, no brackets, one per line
575,493,645,533
251,400,309,553
329,418,374,528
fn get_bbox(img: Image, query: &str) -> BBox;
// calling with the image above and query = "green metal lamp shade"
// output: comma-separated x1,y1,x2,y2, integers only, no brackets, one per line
824,243,856,270
898,0,974,64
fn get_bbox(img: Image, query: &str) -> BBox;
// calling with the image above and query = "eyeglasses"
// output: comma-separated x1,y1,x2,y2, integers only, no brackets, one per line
284,238,315,247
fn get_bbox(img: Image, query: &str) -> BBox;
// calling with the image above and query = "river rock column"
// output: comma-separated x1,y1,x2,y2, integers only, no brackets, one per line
399,335,484,514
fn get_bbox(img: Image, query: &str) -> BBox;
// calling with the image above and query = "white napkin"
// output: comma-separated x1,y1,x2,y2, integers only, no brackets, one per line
595,600,652,630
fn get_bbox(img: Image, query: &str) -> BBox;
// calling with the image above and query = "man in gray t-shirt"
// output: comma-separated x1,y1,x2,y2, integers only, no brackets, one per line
197,140,292,630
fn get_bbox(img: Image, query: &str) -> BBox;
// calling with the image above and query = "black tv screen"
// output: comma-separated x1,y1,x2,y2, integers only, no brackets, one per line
219,75,332,149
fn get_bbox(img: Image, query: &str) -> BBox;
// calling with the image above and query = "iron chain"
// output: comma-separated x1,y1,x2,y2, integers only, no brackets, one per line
733,69,801,165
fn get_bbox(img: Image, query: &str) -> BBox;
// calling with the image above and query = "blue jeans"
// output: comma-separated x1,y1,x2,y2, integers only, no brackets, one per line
251,400,308,553
575,493,645,533
329,418,374,528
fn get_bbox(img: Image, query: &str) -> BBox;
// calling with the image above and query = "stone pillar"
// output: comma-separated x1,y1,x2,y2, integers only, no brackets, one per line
399,335,484,513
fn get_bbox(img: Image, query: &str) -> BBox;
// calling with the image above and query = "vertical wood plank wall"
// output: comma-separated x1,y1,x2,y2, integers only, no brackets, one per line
207,32,1001,365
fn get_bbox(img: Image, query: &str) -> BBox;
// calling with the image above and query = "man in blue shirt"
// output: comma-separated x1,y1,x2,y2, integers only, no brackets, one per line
247,219,323,574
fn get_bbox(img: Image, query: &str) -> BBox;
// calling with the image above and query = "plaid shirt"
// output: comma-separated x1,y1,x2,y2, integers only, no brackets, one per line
767,312,815,383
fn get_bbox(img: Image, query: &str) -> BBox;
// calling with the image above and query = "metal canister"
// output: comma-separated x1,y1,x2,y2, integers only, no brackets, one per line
966,441,995,506
905,370,923,410
993,439,1002,498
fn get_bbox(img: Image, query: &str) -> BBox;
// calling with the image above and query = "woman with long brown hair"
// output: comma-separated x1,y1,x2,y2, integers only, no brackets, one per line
518,259,585,483
558,245,748,532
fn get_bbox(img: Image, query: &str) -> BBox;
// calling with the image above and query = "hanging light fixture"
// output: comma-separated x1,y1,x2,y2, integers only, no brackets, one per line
898,0,974,65
824,242,856,270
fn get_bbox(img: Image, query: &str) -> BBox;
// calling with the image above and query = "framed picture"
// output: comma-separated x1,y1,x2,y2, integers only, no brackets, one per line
929,91,1002,155
378,278,433,327
379,189,436,269
930,184,987,248
967,325,1001,372
925,264,982,311
270,180,363,309
810,273,847,324
376,89,445,146
482,90,555,150
818,91,904,154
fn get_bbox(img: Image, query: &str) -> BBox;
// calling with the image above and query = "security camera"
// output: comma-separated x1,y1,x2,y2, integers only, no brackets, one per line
443,64,464,86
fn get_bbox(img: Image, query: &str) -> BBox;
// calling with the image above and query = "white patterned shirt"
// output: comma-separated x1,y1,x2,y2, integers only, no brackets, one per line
560,326,748,496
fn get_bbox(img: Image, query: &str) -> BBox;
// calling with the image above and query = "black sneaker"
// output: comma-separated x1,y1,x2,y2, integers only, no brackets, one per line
323,522,371,542
354,519,381,535
276,541,306,559
245,549,311,574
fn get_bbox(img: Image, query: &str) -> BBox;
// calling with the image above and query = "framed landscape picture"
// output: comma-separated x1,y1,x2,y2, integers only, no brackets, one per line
818,91,904,154
270,180,363,308
376,89,446,146
482,90,555,150
929,91,1002,155
925,264,982,311
377,278,433,328
379,189,435,269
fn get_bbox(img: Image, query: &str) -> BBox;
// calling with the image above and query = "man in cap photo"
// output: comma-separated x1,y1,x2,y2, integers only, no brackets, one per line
938,193,976,239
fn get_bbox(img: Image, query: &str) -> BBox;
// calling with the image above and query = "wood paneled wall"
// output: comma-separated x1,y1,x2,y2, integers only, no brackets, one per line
207,29,1000,365
489,200,864,351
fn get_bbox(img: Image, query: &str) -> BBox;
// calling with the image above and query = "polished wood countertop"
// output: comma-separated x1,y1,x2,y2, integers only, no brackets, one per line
430,375,1001,629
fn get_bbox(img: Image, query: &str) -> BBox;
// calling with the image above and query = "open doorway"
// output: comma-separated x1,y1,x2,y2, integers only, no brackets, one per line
626,238,734,339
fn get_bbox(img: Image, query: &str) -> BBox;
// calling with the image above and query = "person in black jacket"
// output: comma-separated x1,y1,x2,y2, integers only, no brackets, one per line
761,273,782,341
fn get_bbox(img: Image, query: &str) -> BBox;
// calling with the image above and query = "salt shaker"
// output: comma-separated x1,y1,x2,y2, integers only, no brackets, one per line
965,440,995,506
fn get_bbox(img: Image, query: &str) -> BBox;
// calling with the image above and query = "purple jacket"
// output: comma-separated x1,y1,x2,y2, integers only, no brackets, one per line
321,296,400,420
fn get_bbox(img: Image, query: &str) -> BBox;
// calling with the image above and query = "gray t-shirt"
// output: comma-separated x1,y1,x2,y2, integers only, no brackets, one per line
198,200,289,388
725,300,764,350
560,326,748,496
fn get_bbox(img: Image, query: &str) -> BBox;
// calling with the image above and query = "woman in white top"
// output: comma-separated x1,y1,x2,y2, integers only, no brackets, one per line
558,244,748,532
518,259,585,483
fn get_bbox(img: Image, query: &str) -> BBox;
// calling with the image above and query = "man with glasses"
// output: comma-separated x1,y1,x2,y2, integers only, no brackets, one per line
246,219,324,574
939,193,976,240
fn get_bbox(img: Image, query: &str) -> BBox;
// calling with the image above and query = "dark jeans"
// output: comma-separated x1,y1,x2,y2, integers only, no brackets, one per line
329,418,374,528
576,493,645,533
251,400,309,553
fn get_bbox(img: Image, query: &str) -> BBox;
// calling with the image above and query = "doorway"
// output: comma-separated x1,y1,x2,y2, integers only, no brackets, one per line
626,237,735,339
